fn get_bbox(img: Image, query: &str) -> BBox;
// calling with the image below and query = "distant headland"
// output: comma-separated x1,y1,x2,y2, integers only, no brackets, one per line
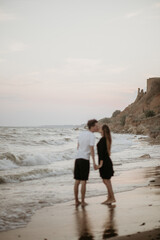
99,77,160,143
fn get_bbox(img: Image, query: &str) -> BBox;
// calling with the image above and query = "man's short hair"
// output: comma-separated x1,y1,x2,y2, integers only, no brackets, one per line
87,119,98,129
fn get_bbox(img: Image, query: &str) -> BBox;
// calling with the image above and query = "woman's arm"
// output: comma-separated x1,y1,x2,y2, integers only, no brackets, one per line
96,160,103,169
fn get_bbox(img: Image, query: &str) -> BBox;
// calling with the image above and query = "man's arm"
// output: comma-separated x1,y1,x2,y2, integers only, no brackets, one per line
90,146,96,169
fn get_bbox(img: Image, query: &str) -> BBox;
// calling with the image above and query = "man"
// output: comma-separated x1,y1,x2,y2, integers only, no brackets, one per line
74,119,99,207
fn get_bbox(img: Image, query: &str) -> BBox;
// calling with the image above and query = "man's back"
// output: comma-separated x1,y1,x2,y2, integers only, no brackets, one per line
76,130,95,160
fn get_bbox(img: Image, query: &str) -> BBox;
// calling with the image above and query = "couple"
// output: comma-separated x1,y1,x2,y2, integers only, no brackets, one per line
74,119,116,207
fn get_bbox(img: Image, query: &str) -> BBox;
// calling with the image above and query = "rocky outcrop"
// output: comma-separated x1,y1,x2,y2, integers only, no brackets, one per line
99,78,160,141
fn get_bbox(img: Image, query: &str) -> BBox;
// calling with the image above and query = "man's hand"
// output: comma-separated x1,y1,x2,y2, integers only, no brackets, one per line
94,164,98,170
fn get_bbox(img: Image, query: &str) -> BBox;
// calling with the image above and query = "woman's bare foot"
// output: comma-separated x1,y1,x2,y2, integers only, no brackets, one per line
101,197,111,204
106,198,116,204
101,199,109,204
81,202,88,207
75,201,81,206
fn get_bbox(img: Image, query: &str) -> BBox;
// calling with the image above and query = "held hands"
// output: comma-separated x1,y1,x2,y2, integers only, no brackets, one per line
94,164,100,170
94,160,103,170
94,164,98,170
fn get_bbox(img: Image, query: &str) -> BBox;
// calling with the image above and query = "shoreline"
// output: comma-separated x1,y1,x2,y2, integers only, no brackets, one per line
0,186,159,240
0,166,159,240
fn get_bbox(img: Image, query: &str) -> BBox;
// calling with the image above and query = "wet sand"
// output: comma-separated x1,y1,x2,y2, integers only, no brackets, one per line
0,167,160,240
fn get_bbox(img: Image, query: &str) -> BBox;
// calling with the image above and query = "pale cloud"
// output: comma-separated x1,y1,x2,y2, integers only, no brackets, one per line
146,15,160,20
104,66,128,74
46,68,57,73
0,58,6,63
46,58,128,79
0,58,129,91
10,42,28,52
64,58,102,75
66,58,101,67
0,71,42,87
154,2,160,8
65,58,128,74
125,10,142,19
0,9,16,21
28,72,40,77
124,3,160,20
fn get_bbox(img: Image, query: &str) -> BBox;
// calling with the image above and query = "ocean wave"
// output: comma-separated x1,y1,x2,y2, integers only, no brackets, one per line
0,152,22,166
20,154,55,166
0,152,49,169
0,168,57,184
39,140,55,145
30,138,72,146
0,150,75,170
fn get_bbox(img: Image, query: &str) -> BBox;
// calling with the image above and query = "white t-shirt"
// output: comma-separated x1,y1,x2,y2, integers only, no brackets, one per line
76,130,95,160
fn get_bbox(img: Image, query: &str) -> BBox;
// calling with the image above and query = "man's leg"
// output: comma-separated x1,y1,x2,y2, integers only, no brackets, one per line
74,180,81,205
81,180,88,206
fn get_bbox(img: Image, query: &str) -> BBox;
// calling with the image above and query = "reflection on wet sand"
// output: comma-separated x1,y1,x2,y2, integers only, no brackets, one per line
75,207,94,240
102,204,118,239
74,204,118,240
145,166,160,188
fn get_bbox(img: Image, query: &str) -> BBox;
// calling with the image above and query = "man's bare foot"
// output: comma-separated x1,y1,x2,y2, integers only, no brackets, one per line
75,201,81,206
81,202,88,207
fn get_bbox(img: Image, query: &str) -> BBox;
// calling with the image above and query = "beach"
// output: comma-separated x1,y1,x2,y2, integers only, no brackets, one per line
0,127,160,239
0,166,160,240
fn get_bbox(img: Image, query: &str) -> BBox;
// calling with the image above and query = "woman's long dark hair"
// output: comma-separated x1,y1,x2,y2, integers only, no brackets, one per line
102,124,112,156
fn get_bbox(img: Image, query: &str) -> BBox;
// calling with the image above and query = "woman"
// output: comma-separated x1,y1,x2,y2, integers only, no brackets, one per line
96,124,116,204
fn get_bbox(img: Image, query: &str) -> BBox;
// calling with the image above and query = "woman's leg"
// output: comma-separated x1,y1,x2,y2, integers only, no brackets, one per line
101,179,111,203
103,179,116,203
101,179,111,204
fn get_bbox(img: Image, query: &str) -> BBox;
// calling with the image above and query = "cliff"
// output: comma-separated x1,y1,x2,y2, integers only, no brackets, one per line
99,77,160,141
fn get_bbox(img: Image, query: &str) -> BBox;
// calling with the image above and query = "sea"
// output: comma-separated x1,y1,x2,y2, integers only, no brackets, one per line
0,126,160,231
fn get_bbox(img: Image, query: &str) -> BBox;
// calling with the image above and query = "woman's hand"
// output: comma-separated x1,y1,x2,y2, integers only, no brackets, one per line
94,160,103,170
94,164,98,170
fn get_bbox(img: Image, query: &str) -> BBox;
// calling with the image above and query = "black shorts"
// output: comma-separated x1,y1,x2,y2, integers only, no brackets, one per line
74,158,90,181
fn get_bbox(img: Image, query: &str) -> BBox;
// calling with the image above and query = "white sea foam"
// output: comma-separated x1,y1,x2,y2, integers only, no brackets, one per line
0,159,19,170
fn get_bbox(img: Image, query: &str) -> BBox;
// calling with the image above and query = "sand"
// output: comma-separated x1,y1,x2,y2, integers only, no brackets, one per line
0,167,160,240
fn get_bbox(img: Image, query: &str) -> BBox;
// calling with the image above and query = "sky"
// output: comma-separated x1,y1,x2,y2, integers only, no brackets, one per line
0,0,160,126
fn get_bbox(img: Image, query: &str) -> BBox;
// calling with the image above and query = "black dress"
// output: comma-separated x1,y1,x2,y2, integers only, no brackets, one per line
97,137,114,179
